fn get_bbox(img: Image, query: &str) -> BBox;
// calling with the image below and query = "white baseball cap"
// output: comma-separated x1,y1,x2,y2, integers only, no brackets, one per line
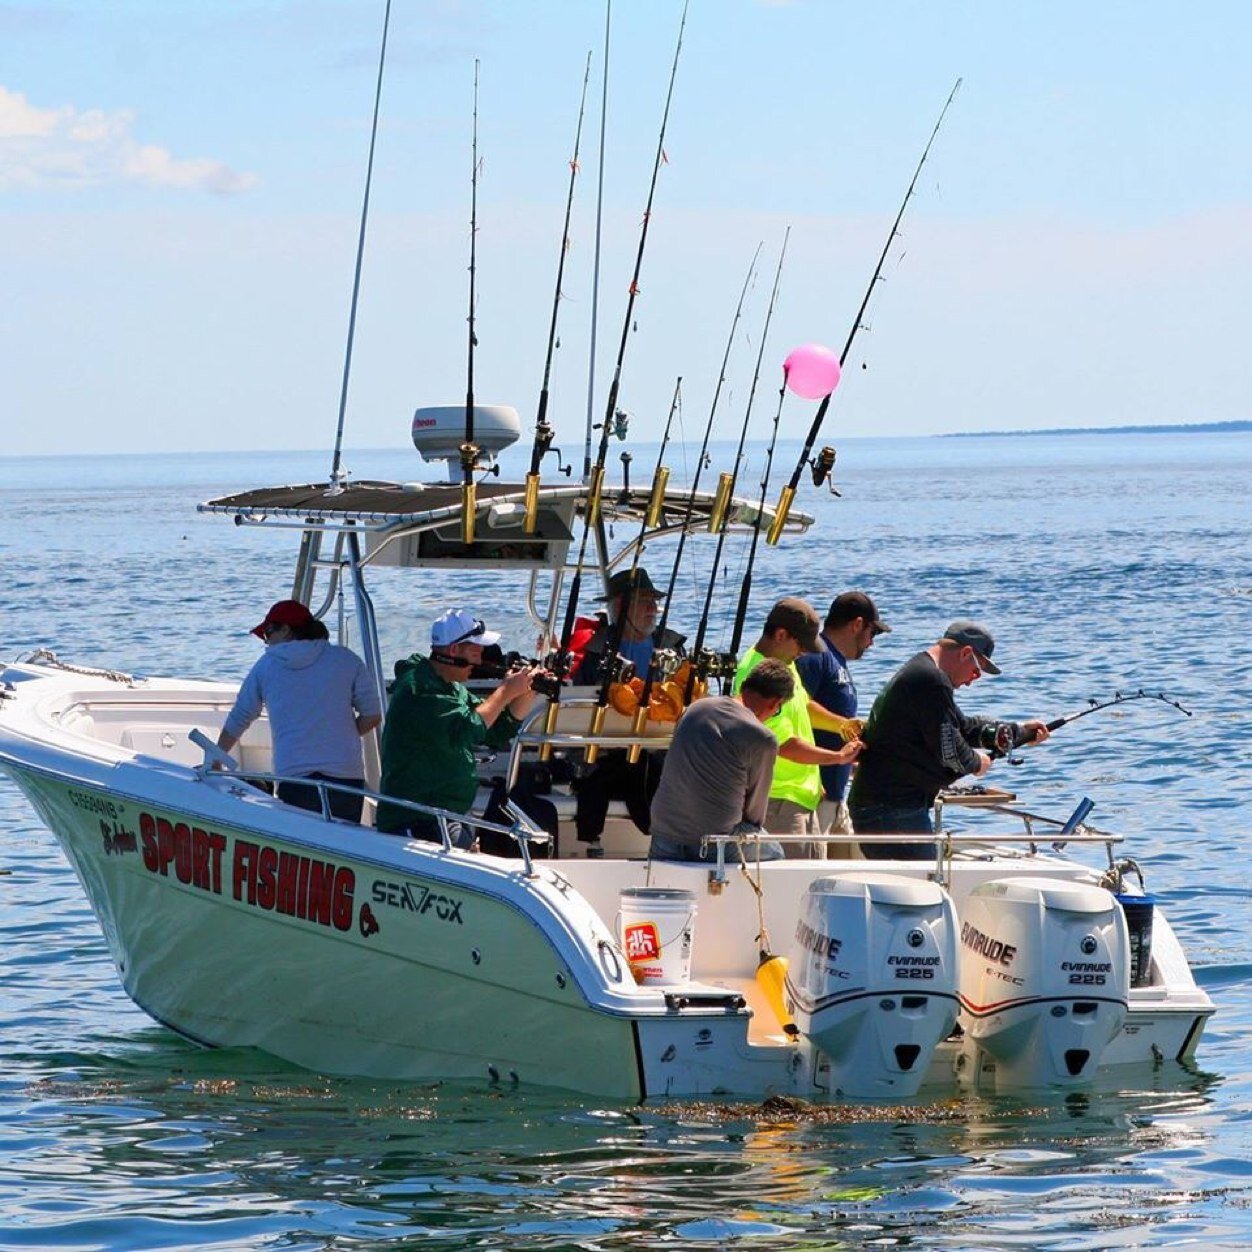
431,609,501,649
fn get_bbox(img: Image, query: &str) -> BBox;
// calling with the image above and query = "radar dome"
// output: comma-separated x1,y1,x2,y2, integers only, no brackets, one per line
411,405,521,470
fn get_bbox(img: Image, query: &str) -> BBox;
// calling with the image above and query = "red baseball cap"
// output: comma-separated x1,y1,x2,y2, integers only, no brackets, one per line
251,599,315,639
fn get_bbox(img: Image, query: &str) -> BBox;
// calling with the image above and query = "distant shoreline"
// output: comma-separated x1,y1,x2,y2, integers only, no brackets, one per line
940,420,1252,439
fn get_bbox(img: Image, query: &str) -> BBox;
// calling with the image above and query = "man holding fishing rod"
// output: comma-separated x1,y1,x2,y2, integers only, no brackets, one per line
849,620,1050,860
732,597,865,859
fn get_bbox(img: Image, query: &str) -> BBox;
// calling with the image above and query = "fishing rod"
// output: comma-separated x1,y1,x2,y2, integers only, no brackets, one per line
617,250,760,762
459,61,483,545
728,344,788,660
685,230,790,703
328,0,392,488
523,51,594,536
540,4,687,756
986,690,1193,763
1048,690,1193,732
584,0,688,532
766,77,962,546
583,0,612,481
580,378,683,765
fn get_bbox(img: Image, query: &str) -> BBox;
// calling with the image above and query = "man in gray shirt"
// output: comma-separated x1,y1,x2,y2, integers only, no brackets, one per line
649,659,794,863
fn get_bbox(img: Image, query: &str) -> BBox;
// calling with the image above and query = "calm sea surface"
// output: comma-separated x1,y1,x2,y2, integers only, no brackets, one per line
2,432,1250,1249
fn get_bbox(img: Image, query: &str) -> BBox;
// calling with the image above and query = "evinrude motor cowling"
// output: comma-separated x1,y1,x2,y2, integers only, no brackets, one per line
787,872,959,1099
957,876,1129,1091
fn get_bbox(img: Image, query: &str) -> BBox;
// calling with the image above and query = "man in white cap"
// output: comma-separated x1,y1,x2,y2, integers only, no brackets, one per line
376,609,539,848
849,619,1051,860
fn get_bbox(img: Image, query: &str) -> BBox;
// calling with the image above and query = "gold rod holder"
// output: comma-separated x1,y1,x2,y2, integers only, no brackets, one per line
584,704,608,764
522,473,541,535
765,484,794,547
585,464,605,528
645,466,670,529
708,471,734,533
538,697,559,763
460,480,477,545
626,705,649,764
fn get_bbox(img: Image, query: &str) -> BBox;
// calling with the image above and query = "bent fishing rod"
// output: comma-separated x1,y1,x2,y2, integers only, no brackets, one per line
686,229,790,702
328,0,392,488
616,250,760,762
459,61,483,544
766,77,962,546
548,0,688,678
523,51,594,535
987,690,1193,763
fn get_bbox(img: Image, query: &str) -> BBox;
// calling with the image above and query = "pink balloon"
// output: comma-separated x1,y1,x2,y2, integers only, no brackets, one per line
783,343,842,400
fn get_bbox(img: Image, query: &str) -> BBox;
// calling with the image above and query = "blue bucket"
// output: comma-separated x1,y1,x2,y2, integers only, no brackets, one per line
1116,893,1155,988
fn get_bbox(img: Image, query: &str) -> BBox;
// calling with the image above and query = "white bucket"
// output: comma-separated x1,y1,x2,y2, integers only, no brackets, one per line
618,887,697,986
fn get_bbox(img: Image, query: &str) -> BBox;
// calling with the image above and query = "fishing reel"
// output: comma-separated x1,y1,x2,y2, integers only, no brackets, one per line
531,420,572,478
594,408,630,441
647,648,683,683
978,721,1027,764
694,647,738,683
808,446,841,495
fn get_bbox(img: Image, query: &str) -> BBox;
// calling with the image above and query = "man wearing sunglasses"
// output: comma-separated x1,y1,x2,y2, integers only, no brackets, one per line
849,619,1050,860
376,609,540,849
796,590,891,847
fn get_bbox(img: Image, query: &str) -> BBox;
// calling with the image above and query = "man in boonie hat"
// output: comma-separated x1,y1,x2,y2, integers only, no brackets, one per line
376,608,539,849
570,567,688,853
849,617,1051,861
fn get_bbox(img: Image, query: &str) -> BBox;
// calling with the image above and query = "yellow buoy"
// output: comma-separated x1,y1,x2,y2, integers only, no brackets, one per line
755,949,799,1038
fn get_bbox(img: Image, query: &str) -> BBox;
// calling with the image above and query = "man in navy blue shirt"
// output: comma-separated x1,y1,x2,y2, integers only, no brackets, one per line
796,591,890,850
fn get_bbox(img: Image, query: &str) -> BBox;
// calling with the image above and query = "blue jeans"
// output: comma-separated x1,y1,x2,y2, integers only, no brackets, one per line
650,832,786,863
849,803,936,861
400,814,475,850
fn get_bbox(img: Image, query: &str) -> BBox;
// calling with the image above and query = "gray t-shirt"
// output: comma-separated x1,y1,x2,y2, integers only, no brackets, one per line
650,696,779,848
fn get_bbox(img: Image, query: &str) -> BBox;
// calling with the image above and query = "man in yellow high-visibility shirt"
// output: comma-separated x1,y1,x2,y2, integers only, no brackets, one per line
732,597,864,858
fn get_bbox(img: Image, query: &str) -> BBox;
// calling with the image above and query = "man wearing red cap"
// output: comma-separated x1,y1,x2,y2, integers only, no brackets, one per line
217,600,382,822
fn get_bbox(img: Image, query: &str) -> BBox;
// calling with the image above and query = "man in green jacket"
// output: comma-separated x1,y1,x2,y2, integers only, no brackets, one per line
377,609,538,848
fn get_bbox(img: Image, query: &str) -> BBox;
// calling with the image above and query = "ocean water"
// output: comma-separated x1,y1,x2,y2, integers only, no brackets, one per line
2,431,1251,1250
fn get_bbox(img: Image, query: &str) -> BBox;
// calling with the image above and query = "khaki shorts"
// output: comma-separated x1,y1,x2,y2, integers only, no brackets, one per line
765,797,821,859
816,797,857,860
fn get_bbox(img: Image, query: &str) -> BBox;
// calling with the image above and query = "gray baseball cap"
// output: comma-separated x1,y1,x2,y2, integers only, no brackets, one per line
943,620,1001,675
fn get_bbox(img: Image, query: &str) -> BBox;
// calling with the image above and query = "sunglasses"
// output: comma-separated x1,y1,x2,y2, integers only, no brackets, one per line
262,623,287,639
448,618,487,646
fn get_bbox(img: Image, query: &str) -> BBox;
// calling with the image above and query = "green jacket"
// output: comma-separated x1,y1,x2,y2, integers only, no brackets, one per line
376,654,520,832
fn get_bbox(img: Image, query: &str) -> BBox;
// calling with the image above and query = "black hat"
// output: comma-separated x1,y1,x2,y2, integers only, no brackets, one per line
600,568,665,601
826,590,890,635
943,620,1001,675
764,596,822,653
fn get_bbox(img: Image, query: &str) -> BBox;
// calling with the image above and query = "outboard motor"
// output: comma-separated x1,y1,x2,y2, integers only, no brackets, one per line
957,876,1129,1091
787,872,958,1099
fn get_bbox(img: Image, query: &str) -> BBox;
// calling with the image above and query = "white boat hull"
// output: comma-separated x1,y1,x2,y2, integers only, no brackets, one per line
0,663,1215,1101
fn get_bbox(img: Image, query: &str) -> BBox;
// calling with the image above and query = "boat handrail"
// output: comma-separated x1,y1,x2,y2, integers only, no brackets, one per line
187,731,550,873
697,825,1121,887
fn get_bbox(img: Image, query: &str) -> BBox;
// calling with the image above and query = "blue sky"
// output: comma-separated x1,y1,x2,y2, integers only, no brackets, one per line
3,0,1249,458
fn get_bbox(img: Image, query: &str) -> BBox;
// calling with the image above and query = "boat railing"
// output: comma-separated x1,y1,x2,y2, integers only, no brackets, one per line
698,816,1122,887
187,730,551,873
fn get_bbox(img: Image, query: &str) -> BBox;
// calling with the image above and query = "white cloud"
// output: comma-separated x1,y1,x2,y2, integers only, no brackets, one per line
0,85,257,194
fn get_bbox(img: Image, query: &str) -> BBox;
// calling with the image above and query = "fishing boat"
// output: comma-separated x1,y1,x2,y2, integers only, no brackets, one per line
0,406,1214,1101
0,5,1213,1102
